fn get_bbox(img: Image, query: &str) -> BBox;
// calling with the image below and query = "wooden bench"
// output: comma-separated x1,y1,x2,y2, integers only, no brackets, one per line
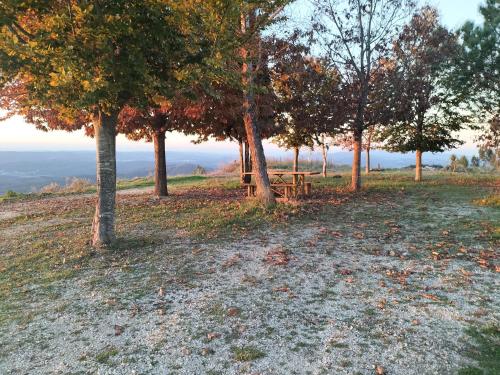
245,183,312,198
244,184,256,196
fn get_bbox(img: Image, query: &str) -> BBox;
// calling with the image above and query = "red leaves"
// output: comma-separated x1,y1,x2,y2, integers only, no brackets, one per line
338,269,353,276
264,247,290,266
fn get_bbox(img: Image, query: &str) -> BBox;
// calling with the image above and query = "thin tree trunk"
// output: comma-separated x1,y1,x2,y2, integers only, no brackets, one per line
92,110,118,248
352,80,368,191
240,12,275,206
244,141,252,184
351,129,362,191
365,147,370,174
293,146,299,185
415,149,422,182
153,130,168,197
365,125,375,174
239,139,245,184
321,137,328,177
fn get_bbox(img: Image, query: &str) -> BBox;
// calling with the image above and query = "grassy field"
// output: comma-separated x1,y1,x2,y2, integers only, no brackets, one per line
0,171,498,374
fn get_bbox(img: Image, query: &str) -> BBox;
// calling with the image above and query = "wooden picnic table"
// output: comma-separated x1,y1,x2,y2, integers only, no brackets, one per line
242,170,320,199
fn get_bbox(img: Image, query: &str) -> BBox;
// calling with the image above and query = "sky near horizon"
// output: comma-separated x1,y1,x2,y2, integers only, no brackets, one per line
0,0,485,154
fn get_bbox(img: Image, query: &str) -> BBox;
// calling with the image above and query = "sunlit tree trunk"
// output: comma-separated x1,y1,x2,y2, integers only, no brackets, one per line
352,128,363,191
153,130,168,197
415,149,422,182
240,12,275,206
321,136,328,177
352,81,368,191
92,110,118,248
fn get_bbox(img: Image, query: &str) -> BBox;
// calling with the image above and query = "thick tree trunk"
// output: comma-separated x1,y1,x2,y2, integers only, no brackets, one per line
351,129,363,191
240,13,275,206
153,130,168,197
365,147,370,174
415,149,422,182
92,110,118,248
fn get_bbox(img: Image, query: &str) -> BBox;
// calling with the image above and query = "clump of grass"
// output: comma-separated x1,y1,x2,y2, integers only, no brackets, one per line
232,346,266,361
0,190,27,202
95,346,119,364
116,175,208,191
473,195,500,208
458,325,500,375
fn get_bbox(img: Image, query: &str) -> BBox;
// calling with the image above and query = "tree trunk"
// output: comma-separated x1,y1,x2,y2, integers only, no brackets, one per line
239,139,245,184
244,141,252,184
240,13,275,206
322,142,328,177
293,146,299,185
415,149,422,182
351,129,362,191
153,130,168,197
365,147,370,174
92,110,118,248
352,80,368,191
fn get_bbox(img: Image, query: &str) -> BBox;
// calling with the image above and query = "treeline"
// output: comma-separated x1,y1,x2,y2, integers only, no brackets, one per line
0,0,497,247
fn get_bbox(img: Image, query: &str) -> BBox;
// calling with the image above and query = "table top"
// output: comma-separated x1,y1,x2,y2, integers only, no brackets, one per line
242,171,321,176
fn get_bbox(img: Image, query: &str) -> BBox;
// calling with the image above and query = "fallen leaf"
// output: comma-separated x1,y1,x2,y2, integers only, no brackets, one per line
421,293,440,301
207,332,220,341
114,324,124,336
377,299,387,310
227,307,240,317
375,365,385,374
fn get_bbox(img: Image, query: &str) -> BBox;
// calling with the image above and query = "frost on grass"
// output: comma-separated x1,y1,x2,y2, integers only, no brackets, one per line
0,176,498,375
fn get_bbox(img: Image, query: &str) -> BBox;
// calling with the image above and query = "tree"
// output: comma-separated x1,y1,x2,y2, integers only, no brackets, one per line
452,0,499,165
449,154,458,173
377,7,469,182
271,39,317,176
118,99,202,197
458,155,469,170
312,0,414,190
471,155,480,168
269,33,346,178
0,1,231,247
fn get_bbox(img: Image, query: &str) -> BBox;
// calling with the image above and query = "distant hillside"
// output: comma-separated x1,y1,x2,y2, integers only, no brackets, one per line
0,149,477,194
0,151,236,194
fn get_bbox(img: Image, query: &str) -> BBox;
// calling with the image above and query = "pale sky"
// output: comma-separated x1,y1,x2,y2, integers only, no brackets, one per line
0,0,485,153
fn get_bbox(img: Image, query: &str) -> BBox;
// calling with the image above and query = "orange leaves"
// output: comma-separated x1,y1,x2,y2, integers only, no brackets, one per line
353,231,365,239
222,253,242,269
420,293,440,302
385,268,413,285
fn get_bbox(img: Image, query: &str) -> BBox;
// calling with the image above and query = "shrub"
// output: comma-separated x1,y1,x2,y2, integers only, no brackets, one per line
64,177,92,193
39,182,61,194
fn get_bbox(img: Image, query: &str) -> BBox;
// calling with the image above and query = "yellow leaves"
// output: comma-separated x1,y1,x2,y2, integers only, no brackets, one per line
49,72,60,87
82,80,91,91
